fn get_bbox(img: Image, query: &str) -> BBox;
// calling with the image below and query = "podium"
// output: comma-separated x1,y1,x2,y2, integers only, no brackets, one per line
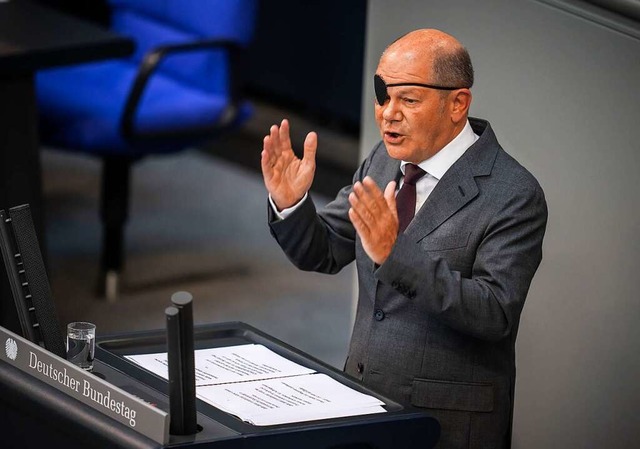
0,322,439,448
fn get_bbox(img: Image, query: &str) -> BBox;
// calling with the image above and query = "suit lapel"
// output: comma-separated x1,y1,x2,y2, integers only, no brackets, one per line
405,156,478,240
369,118,499,243
369,152,401,189
404,118,499,241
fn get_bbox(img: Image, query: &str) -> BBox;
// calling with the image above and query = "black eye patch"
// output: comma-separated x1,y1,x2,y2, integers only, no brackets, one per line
374,74,469,105
374,74,389,105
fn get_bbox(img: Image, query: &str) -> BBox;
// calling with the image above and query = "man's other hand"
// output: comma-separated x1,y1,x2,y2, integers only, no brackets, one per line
348,177,398,265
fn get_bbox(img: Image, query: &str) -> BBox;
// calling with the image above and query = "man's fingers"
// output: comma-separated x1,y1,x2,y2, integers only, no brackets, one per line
355,177,393,217
348,207,370,237
349,188,376,225
348,190,361,212
350,179,398,265
263,131,272,154
261,148,274,177
384,181,397,216
352,182,373,217
279,119,292,152
270,124,282,156
261,135,273,170
362,176,384,201
302,131,318,166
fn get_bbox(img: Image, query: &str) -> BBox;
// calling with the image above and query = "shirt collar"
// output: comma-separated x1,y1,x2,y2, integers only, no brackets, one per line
401,120,479,180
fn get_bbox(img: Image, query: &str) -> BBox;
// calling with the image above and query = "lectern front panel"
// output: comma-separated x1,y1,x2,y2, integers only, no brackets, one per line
0,322,439,448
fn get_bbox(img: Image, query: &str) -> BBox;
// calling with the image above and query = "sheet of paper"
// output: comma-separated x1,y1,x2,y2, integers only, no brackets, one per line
196,373,386,426
126,343,387,425
125,344,315,386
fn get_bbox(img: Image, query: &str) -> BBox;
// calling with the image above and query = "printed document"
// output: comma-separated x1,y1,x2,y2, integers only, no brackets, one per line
126,344,315,386
126,344,386,425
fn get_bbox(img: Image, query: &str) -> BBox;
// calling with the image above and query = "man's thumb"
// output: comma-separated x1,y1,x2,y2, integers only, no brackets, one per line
303,131,317,162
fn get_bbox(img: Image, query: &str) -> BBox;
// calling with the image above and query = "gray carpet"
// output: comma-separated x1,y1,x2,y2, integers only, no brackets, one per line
42,111,357,368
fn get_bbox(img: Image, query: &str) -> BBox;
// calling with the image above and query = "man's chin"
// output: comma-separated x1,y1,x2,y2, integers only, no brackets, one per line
384,144,411,161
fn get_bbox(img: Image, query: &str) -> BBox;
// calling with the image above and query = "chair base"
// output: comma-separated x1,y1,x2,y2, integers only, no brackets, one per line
102,270,120,303
99,156,131,302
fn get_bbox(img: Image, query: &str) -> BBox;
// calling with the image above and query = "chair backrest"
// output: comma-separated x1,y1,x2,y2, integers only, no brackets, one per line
108,0,258,94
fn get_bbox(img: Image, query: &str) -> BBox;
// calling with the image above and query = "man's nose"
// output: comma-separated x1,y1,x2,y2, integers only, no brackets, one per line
382,98,402,121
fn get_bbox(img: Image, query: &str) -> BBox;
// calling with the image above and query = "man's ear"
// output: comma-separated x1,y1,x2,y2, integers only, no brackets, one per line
450,89,472,124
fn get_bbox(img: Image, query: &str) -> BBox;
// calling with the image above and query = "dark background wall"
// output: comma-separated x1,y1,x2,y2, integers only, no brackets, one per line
35,0,110,25
243,0,367,133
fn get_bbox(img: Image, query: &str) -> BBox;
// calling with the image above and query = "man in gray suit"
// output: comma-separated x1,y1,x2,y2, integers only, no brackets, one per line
261,29,547,449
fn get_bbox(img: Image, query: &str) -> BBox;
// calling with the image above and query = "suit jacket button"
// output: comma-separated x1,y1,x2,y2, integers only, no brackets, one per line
409,291,416,299
357,362,364,374
374,309,385,321
391,281,399,288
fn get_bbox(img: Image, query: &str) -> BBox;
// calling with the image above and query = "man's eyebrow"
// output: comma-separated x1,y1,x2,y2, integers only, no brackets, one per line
388,86,424,96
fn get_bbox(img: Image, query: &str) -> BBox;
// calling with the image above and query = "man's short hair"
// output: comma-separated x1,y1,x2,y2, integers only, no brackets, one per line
432,46,474,89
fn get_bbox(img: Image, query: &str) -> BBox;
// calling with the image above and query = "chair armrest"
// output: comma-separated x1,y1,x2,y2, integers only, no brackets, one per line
121,38,244,143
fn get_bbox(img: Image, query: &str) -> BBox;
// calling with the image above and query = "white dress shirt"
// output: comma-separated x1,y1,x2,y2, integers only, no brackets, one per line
271,120,478,219
400,120,478,214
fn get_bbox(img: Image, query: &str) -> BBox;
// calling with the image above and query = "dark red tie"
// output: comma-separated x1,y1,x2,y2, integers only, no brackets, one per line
396,164,426,233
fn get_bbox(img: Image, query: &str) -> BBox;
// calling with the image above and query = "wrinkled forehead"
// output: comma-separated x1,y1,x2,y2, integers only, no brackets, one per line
376,45,434,84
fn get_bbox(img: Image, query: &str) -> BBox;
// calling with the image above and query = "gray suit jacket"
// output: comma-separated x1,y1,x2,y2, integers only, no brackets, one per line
269,118,548,449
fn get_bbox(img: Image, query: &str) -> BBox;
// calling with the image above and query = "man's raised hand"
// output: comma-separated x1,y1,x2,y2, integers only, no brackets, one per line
261,119,317,210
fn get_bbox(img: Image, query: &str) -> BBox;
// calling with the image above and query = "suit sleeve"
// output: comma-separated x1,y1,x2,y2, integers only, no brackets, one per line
375,182,548,342
268,152,373,274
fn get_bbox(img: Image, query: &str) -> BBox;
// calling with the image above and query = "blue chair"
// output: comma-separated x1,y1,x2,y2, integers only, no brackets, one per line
36,0,258,300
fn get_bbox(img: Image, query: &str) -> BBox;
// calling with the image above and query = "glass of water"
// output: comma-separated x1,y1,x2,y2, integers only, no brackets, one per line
66,322,96,371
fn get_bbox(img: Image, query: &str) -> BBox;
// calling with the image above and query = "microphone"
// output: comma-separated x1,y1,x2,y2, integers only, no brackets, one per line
166,291,198,435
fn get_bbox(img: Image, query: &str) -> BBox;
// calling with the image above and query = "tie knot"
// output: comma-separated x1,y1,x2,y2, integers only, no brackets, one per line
403,164,426,186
